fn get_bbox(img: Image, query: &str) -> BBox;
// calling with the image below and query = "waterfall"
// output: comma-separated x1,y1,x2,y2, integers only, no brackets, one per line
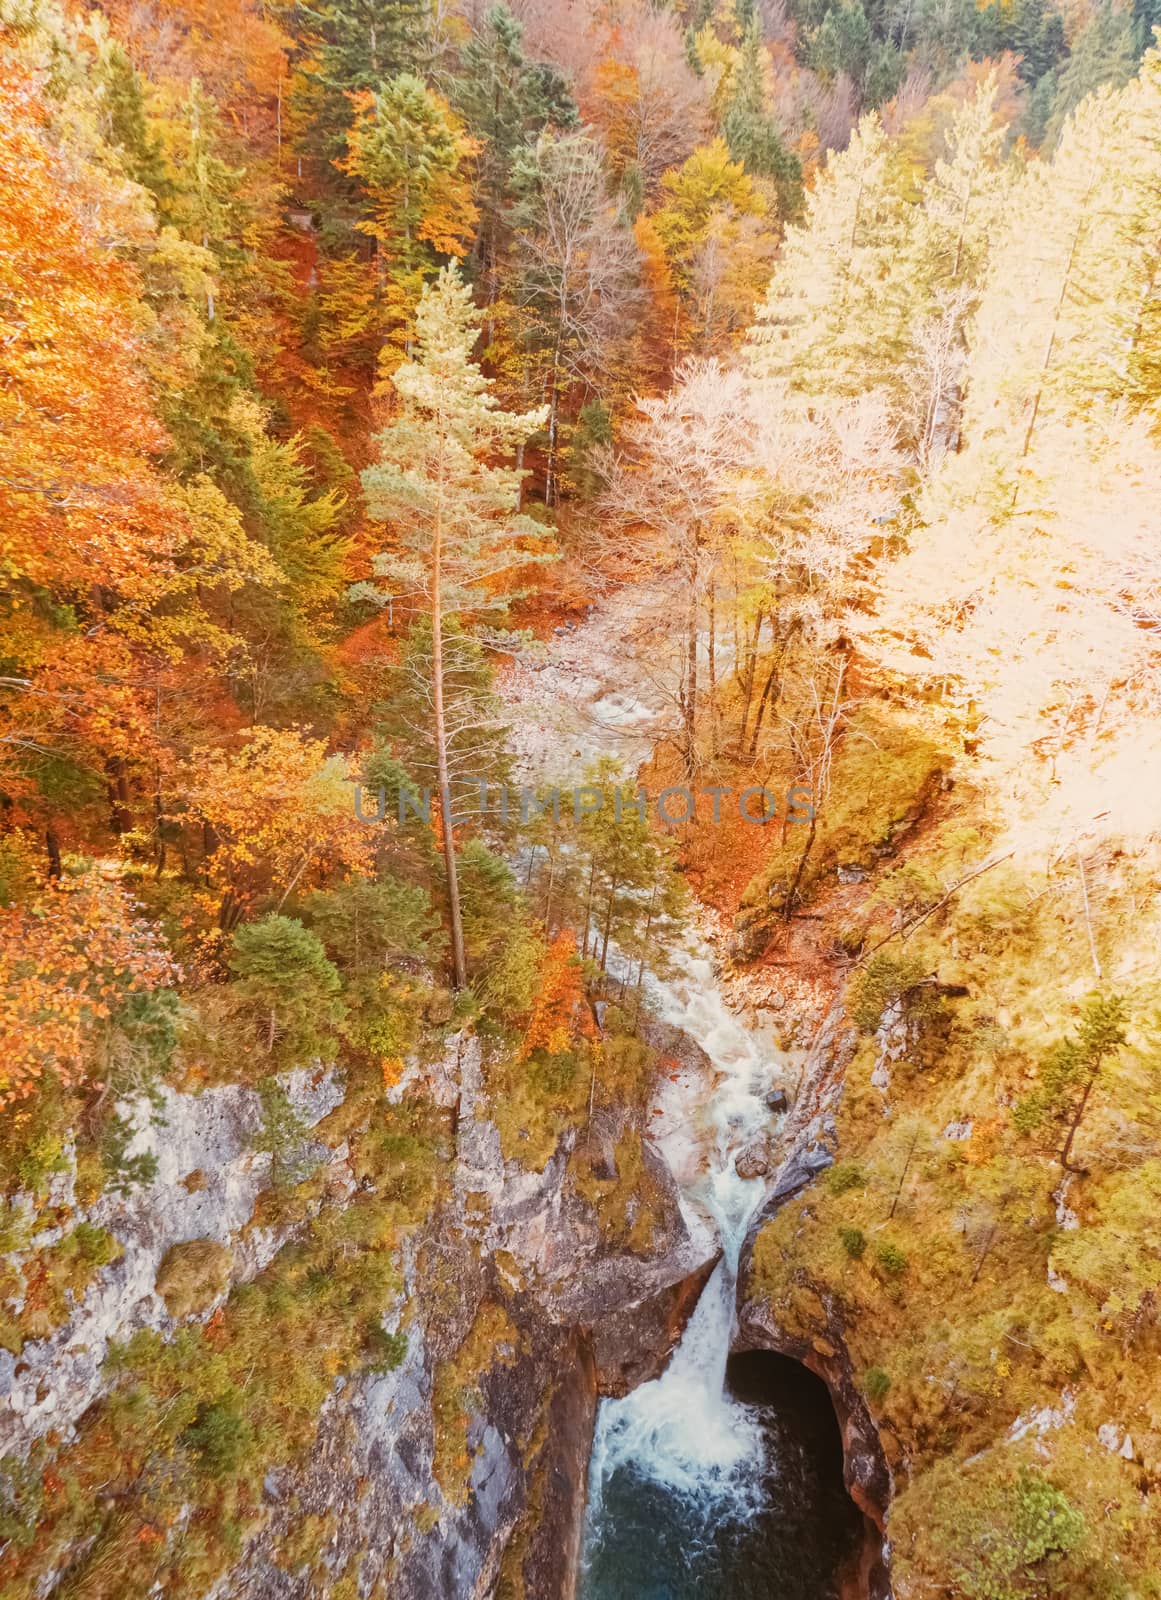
582,941,780,1539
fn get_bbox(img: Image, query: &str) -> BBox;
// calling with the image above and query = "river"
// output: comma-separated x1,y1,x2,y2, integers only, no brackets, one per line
578,946,863,1600
500,592,867,1599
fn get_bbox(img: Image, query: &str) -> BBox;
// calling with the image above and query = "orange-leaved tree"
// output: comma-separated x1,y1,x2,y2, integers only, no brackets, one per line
0,873,179,1106
519,929,591,1060
0,50,173,599
0,44,181,862
182,726,375,932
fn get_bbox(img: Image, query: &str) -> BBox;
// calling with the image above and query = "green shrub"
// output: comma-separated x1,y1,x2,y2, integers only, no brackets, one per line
229,914,344,1060
99,1111,159,1195
878,862,943,920
15,1133,70,1196
900,1463,1089,1600
528,1049,578,1095
852,952,929,1034
839,1225,867,1259
864,1366,891,1403
254,1076,320,1190
827,1161,866,1196
0,1451,44,1547
876,1240,908,1276
184,1393,253,1477
364,1323,409,1373
70,1222,120,1267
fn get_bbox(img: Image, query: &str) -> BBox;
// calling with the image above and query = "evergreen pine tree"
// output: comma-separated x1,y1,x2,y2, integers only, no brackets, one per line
358,265,549,987
720,22,803,220
450,5,577,308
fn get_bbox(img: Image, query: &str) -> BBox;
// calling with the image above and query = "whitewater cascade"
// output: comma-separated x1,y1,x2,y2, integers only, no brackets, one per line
495,591,790,1563
582,941,782,1535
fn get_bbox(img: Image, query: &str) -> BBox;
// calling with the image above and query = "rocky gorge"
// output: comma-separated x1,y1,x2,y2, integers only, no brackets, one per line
1,921,890,1599
2,588,892,1600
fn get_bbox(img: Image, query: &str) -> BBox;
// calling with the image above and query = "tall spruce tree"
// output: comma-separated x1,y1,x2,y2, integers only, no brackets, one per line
746,113,916,416
449,5,577,312
357,265,549,987
296,0,429,159
341,72,476,364
720,22,803,221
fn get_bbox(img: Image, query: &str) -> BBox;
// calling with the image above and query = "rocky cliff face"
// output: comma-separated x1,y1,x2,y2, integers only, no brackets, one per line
734,996,894,1600
215,1034,720,1600
734,1295,892,1600
2,1033,719,1600
1,1068,346,1457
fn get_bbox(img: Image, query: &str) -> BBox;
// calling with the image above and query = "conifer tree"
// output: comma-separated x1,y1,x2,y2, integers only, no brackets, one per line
297,0,430,161
342,73,477,365
450,4,577,313
720,21,803,220
960,68,1161,490
905,75,1012,464
358,265,548,987
746,113,916,414
1044,2,1136,148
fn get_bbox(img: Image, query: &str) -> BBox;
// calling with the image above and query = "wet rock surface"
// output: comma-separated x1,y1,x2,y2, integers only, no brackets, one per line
733,994,894,1600
216,1058,719,1600
733,1296,892,1600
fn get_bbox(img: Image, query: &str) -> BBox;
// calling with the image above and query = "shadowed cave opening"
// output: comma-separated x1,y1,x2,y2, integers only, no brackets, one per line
579,1348,873,1600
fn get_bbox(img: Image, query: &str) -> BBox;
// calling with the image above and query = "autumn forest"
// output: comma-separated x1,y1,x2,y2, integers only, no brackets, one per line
3,0,1161,1592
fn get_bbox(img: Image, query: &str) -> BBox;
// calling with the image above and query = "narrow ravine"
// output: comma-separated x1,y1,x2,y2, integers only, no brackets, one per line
501,598,867,1599
579,943,771,1580
578,948,863,1599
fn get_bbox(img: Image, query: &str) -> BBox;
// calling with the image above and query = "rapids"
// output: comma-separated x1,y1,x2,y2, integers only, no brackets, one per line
499,590,864,1598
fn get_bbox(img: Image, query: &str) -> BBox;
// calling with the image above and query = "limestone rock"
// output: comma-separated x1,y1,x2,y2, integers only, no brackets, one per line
1098,1422,1135,1460
1,1067,344,1454
735,1144,770,1180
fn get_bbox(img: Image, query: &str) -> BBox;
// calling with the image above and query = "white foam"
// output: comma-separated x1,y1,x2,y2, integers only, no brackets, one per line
584,937,781,1524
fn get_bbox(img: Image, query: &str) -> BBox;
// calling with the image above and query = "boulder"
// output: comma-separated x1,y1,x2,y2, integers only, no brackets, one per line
727,913,769,963
735,1144,770,1180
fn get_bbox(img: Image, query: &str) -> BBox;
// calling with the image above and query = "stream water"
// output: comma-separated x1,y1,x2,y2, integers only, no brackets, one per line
578,951,863,1600
501,599,865,1598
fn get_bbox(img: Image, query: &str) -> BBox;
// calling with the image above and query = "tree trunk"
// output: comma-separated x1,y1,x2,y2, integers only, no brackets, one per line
545,334,562,506
431,462,467,990
580,858,597,959
218,887,244,934
748,650,783,760
707,573,718,759
738,612,763,747
106,757,132,837
1017,166,1096,479
782,805,817,921
888,1125,922,1220
46,823,62,879
970,1221,998,1285
632,884,658,1034
599,875,621,973
1060,1066,1100,1174
542,845,558,935
683,556,698,775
